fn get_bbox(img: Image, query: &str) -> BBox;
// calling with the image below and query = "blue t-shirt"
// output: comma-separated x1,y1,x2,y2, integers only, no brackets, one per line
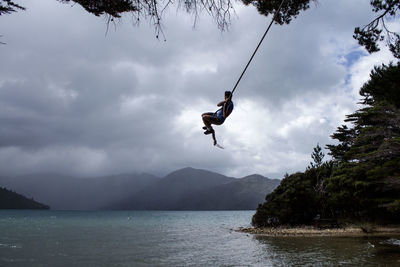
216,101,234,121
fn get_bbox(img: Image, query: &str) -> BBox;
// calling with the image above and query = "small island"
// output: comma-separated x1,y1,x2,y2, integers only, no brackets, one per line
0,186,50,209
245,63,400,236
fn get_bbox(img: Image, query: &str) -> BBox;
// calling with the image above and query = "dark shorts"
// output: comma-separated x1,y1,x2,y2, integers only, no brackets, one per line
203,112,224,125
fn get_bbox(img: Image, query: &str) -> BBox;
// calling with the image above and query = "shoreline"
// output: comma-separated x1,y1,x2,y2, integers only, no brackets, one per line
238,225,400,237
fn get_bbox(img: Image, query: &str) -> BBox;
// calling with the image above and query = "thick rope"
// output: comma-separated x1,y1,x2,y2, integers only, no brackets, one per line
231,0,286,95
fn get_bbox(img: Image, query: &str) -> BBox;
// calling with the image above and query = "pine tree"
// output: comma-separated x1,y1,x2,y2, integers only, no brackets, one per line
308,143,324,169
326,62,400,222
326,125,356,163
353,0,400,58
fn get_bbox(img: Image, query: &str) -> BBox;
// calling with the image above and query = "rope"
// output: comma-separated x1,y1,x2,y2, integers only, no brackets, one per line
231,0,286,95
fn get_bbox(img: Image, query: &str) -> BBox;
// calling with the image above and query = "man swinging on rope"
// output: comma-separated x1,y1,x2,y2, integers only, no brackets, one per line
202,91,234,146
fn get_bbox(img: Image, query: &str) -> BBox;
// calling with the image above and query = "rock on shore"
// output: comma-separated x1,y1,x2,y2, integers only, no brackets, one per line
238,226,400,237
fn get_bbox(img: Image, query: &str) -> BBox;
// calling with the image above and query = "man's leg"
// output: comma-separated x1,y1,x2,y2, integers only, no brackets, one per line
211,131,217,145
204,126,214,135
202,113,214,130
201,113,221,145
202,113,216,135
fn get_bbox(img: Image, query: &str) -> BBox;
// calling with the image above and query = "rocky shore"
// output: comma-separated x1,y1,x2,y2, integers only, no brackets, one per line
238,225,400,237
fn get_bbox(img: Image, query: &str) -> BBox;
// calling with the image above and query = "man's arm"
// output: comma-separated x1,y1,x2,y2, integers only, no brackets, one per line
223,101,229,118
217,100,226,107
223,101,232,118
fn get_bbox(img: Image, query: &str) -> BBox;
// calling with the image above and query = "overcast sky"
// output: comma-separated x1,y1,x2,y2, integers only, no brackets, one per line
0,0,398,179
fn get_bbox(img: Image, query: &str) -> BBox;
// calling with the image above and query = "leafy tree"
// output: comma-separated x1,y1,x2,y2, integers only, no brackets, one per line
307,143,324,169
253,62,400,227
242,0,315,25
329,63,400,164
59,0,237,38
353,0,400,58
242,0,399,58
326,62,400,223
327,62,400,164
252,147,333,227
252,171,319,226
360,62,400,108
1,0,235,39
307,144,334,218
3,0,399,53
0,0,24,16
326,125,356,163
58,0,167,37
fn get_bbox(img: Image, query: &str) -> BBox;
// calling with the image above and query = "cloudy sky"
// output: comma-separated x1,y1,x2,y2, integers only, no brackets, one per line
0,0,398,179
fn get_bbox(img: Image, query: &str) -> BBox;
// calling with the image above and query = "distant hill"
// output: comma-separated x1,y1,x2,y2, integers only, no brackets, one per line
0,168,280,210
177,174,282,210
0,187,49,209
0,173,160,210
109,168,281,210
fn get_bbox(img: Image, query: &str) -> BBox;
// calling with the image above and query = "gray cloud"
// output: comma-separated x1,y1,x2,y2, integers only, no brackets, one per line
0,0,398,178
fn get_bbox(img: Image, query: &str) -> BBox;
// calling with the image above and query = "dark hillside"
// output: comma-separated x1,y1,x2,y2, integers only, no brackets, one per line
0,187,49,209
110,168,280,210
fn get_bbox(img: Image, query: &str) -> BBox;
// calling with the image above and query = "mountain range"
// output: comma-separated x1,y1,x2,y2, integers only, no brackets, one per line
0,167,280,210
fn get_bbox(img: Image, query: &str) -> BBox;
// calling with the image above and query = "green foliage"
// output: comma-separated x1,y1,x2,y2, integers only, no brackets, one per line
353,27,383,54
252,161,334,227
324,63,400,223
253,62,400,227
326,125,356,163
60,0,138,18
241,0,400,58
308,143,324,169
324,63,400,222
360,63,400,108
353,0,400,58
252,172,317,226
332,63,400,164
2,0,399,54
241,0,314,25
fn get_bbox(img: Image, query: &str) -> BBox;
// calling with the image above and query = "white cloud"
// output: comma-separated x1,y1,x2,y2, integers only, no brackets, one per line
349,48,395,98
0,0,399,178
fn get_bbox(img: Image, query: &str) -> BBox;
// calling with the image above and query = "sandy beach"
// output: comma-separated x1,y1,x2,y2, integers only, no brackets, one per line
238,225,400,237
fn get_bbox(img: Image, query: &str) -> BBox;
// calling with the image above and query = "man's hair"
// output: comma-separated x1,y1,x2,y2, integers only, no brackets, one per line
225,91,232,98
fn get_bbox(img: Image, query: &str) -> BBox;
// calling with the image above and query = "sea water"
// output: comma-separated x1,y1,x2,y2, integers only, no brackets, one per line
0,210,399,266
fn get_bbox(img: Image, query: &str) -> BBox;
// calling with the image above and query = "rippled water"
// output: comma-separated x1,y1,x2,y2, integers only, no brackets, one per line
1,210,399,266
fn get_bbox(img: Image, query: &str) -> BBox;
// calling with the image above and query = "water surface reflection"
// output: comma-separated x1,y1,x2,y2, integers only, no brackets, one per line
253,235,400,266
